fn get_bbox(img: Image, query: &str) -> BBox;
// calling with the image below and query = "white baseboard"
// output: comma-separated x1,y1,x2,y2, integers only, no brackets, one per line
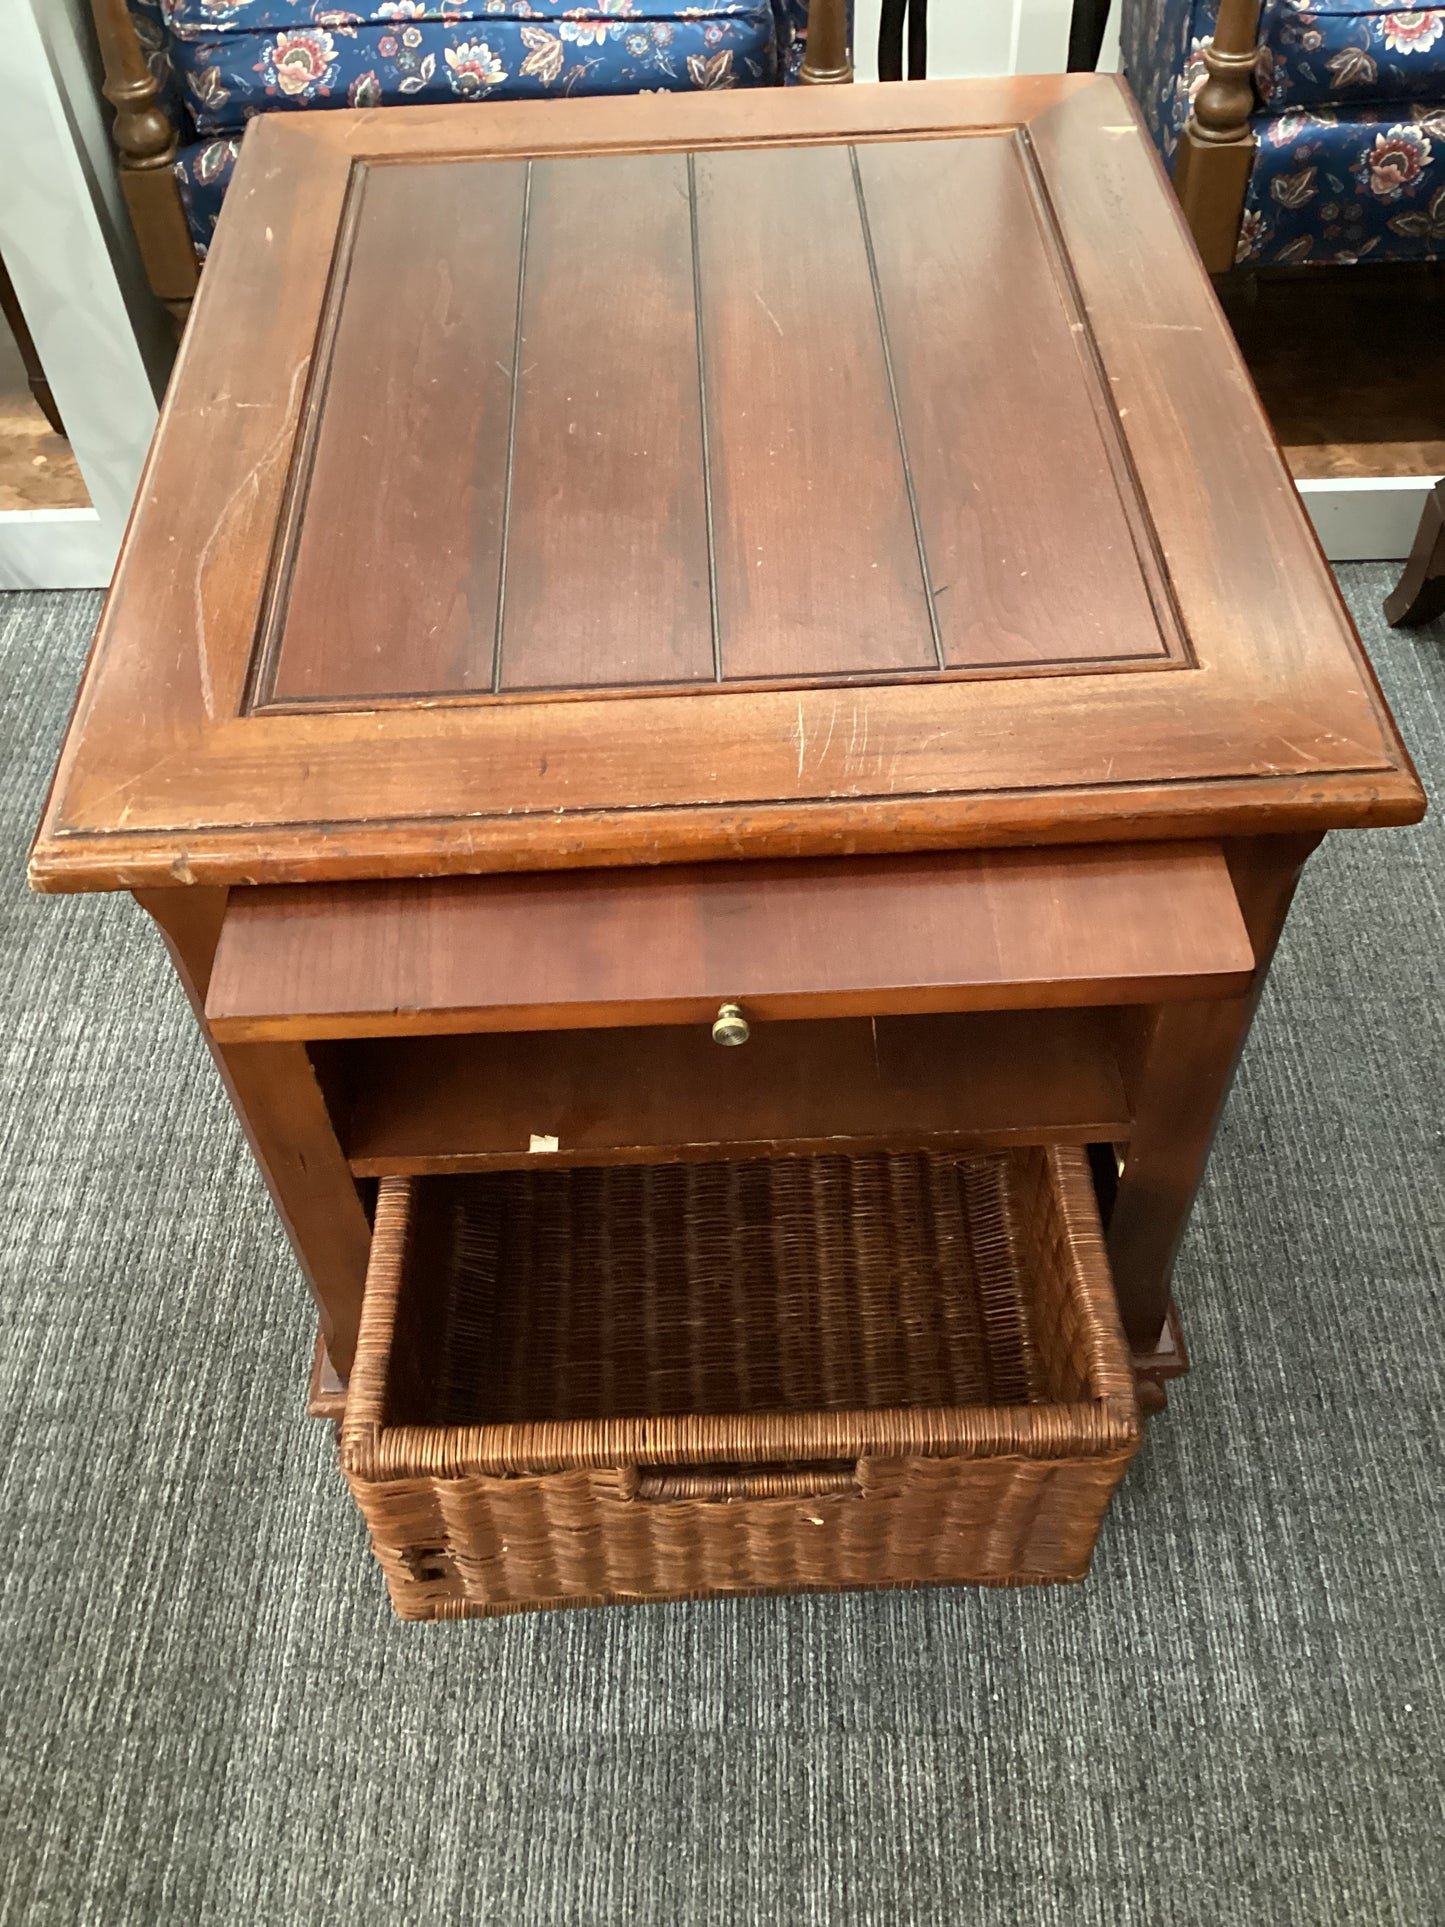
1296,476,1439,564
0,508,116,590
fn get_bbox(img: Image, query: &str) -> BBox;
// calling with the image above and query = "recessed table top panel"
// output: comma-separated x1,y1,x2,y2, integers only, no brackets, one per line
262,133,1173,704
30,78,1422,893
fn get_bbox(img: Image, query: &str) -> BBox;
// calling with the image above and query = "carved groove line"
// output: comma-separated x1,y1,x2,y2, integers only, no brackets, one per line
245,140,1188,715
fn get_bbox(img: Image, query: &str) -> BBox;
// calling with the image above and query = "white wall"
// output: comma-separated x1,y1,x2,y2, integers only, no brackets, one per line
0,0,169,588
852,0,1073,83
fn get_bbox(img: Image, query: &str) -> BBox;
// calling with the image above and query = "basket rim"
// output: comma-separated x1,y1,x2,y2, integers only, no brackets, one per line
341,1148,1141,1481
342,1396,1141,1481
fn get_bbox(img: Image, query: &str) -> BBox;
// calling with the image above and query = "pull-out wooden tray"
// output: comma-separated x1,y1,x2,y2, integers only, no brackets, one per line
205,842,1253,1043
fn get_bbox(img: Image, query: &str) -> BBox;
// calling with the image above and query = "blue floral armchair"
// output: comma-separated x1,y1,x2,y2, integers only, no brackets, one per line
98,0,848,312
1122,0,1445,267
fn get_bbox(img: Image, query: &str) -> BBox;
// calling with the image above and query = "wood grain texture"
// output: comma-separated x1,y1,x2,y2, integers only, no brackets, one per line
1106,833,1319,1351
269,160,527,700
338,1011,1131,1175
137,886,371,1376
854,135,1174,669
29,79,1424,896
693,142,935,679
219,1041,372,1374
204,842,1256,1042
498,153,713,691
1171,0,1261,274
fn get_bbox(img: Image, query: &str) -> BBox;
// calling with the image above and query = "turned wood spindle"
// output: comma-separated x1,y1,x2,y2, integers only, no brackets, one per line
89,0,200,322
799,0,854,84
1173,0,1263,274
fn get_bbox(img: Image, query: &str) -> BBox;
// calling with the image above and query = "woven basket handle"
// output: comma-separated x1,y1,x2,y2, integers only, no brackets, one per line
634,1463,863,1503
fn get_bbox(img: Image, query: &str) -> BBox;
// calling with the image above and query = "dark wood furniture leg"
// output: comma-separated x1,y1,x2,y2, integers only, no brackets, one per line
135,888,372,1382
1172,0,1262,274
0,257,63,435
906,0,928,80
1108,834,1319,1408
90,0,200,324
877,0,928,82
798,0,853,82
1384,479,1445,627
1067,0,1112,72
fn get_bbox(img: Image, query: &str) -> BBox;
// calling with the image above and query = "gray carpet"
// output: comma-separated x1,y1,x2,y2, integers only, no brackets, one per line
1,572,1442,1927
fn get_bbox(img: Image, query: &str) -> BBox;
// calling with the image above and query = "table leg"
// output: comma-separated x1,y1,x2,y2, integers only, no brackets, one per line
135,888,371,1381
1383,478,1445,629
1107,834,1319,1396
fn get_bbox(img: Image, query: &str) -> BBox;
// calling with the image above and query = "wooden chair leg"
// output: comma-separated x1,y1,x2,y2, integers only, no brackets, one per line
0,257,64,435
90,0,199,322
877,0,906,80
906,0,928,79
799,0,853,82
1067,0,1112,73
1384,479,1445,628
1172,0,1263,274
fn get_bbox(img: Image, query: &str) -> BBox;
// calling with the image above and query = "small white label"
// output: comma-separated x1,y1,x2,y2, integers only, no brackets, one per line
528,1134,560,1155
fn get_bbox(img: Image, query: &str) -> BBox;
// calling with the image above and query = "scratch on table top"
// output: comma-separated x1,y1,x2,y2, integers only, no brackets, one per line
73,759,172,825
754,290,784,338
192,354,310,718
844,703,870,775
817,699,838,769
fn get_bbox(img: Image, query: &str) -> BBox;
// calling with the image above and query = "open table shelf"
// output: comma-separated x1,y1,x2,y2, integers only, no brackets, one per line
326,1010,1133,1177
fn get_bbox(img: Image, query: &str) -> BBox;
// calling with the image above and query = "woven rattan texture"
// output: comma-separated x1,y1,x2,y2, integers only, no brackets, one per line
343,1149,1139,1618
416,1156,1038,1424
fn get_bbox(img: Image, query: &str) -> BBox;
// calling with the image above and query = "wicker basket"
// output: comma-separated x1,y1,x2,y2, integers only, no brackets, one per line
341,1147,1140,1619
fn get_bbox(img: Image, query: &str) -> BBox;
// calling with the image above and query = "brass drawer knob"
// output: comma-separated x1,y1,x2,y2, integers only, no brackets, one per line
711,1002,750,1047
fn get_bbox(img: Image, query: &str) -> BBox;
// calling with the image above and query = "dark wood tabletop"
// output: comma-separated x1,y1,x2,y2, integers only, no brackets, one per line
30,76,1423,894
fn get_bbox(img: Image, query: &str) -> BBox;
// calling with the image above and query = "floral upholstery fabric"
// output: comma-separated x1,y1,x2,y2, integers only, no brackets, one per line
1120,0,1200,162
174,137,244,253
1258,2,1445,109
130,0,830,255
168,0,785,135
126,0,189,127
1244,100,1445,259
1121,0,1445,261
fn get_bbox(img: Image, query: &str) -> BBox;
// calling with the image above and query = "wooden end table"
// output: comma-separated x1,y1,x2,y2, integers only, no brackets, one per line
31,78,1423,1423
